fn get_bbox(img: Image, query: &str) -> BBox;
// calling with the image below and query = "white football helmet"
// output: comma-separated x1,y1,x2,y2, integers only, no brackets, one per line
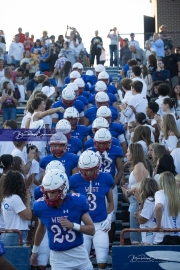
98,71,109,85
74,78,85,88
70,71,81,79
96,106,112,124
72,62,80,70
94,128,112,152
78,150,100,181
41,169,69,206
63,107,79,130
86,70,94,76
95,64,106,73
77,62,83,70
62,87,76,106
29,120,45,131
95,81,107,92
45,160,65,173
67,82,79,97
95,92,109,108
56,119,71,139
49,132,67,157
92,117,109,133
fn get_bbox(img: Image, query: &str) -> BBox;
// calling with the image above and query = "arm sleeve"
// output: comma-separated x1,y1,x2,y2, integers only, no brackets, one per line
140,200,154,220
11,195,26,214
155,191,165,206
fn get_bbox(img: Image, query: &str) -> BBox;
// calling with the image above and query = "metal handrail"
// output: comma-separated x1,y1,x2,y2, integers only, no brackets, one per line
0,229,23,246
120,228,180,246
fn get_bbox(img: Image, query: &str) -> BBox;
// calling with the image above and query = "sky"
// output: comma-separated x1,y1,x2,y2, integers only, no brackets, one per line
2,0,152,59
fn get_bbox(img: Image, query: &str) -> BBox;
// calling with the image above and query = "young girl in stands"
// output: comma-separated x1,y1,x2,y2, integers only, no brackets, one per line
132,125,152,158
154,154,176,183
161,97,176,118
151,144,166,172
134,178,159,245
0,171,32,246
154,172,180,245
171,84,180,118
122,143,150,245
1,82,18,122
161,114,180,152
135,112,155,142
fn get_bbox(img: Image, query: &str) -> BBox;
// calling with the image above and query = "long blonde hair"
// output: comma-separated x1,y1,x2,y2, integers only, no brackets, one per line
129,143,148,170
162,114,180,140
159,172,180,217
139,178,159,207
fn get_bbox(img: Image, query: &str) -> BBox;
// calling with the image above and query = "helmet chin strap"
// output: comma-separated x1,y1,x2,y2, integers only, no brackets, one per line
96,151,112,164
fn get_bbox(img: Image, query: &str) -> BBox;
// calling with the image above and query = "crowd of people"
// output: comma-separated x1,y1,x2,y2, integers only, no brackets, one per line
0,25,180,270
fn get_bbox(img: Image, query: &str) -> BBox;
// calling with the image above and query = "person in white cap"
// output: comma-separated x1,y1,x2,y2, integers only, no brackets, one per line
88,81,117,107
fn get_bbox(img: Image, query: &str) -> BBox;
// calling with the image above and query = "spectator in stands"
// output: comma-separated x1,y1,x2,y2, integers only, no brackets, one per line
135,113,155,142
155,83,170,116
152,59,170,82
65,27,80,50
134,177,159,245
120,59,137,79
0,30,6,42
9,35,24,68
1,81,18,122
20,50,31,66
0,171,32,246
132,125,152,157
48,35,56,53
163,46,180,87
174,46,180,61
122,143,149,244
171,144,180,174
160,114,180,152
146,102,160,142
17,27,25,44
144,40,155,60
0,154,14,175
90,31,103,67
42,44,60,73
107,27,119,66
56,35,64,50
151,33,164,57
129,44,146,65
120,38,132,67
40,30,50,46
0,59,4,82
62,40,78,65
147,54,157,75
0,36,6,55
129,33,140,49
30,39,41,54
131,65,147,98
159,25,172,47
0,67,15,91
154,154,176,183
171,84,180,117
53,50,68,79
57,61,72,89
154,171,180,245
141,65,153,97
151,144,166,170
23,32,34,52
76,36,84,55
39,47,49,72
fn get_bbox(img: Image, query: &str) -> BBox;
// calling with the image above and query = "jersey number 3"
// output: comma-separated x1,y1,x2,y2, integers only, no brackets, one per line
88,194,97,211
51,225,76,243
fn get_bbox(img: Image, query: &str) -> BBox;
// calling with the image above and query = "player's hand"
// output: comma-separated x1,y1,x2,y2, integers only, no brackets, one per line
101,218,111,232
30,253,38,267
59,217,73,229
58,107,65,113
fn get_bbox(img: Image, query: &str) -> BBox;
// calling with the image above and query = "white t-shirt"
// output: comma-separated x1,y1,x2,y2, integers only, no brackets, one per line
132,77,147,98
11,148,26,164
21,112,31,128
140,197,156,244
0,141,15,156
161,135,178,152
68,39,79,50
153,190,180,244
0,69,4,82
171,148,180,174
76,42,84,54
9,42,24,61
123,94,148,123
1,195,29,230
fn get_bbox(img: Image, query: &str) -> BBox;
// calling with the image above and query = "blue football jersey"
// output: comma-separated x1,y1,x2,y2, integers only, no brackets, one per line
81,91,91,100
84,137,119,150
40,153,78,178
109,122,125,138
52,100,84,121
91,145,123,176
107,84,117,95
88,93,117,107
71,125,89,141
69,172,113,222
76,95,88,106
67,137,82,154
86,75,97,86
33,193,89,251
85,106,118,124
